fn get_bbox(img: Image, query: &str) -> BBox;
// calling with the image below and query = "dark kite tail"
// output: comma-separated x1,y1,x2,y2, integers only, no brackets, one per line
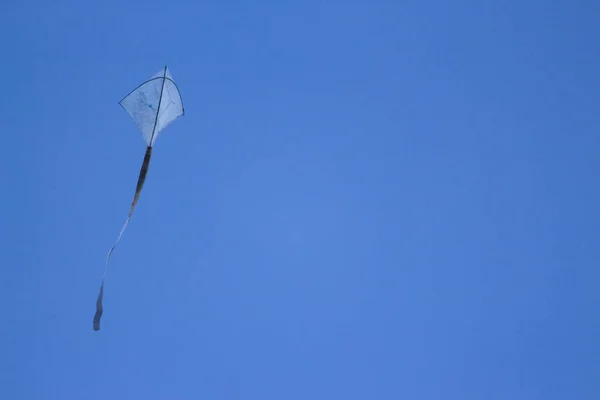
93,145,153,331
93,284,104,331
130,146,153,215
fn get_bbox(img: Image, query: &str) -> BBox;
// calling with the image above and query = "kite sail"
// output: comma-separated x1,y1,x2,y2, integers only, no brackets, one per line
93,66,185,331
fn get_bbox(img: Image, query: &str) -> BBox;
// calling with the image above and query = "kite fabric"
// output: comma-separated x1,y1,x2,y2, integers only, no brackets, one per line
93,66,185,331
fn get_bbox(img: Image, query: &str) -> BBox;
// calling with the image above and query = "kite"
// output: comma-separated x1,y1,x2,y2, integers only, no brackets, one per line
93,66,185,331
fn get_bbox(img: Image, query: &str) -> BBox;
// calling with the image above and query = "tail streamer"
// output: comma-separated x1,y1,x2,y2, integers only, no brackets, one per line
93,146,153,331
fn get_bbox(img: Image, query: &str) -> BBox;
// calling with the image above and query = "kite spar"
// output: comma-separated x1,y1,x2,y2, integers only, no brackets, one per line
93,66,185,331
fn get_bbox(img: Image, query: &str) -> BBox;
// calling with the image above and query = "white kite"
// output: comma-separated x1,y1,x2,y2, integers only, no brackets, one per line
93,66,185,331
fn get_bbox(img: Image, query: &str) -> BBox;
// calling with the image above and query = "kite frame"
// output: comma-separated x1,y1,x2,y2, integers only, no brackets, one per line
117,66,186,145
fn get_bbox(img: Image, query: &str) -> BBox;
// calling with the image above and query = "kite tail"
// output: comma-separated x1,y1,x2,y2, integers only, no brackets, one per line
93,284,104,331
131,146,153,214
93,145,153,331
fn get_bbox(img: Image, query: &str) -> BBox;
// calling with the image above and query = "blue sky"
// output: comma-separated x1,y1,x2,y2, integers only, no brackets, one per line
2,1,599,399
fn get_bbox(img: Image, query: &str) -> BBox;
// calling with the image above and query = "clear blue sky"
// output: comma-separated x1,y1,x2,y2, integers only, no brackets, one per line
2,1,599,399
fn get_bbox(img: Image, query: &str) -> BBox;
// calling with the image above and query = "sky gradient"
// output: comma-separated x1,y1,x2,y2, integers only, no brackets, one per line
2,1,599,399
